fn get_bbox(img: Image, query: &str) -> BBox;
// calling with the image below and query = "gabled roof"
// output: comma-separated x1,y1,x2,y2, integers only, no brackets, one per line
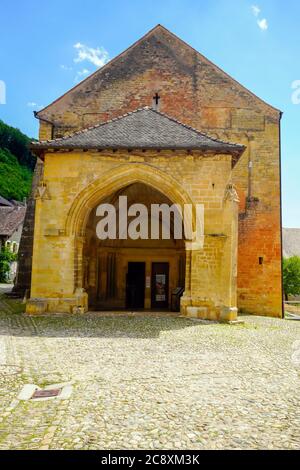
0,196,13,207
0,202,26,237
31,107,245,163
35,24,281,121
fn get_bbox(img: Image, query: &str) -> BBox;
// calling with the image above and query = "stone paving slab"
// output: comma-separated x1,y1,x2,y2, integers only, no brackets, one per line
0,295,299,449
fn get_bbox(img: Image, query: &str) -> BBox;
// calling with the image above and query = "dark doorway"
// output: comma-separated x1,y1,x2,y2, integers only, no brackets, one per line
151,262,169,309
126,262,145,309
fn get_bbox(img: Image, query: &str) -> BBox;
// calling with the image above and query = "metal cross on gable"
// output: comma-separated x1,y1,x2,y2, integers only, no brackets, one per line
153,92,160,105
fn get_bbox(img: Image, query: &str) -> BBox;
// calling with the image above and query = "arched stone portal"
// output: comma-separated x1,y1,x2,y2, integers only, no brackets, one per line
62,163,195,311
83,182,186,310
65,163,196,236
27,110,242,321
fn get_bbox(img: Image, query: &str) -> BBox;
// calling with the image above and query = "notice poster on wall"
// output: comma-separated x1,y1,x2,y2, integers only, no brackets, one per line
155,274,166,301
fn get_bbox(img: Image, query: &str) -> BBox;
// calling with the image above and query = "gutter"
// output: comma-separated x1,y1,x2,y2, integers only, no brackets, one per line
33,111,54,126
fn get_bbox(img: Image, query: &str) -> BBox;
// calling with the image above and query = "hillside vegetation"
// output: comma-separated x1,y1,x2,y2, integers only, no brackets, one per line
0,120,35,201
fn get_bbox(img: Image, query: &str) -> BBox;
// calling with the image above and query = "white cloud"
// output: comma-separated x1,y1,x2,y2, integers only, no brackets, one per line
257,18,268,30
60,42,109,83
291,80,300,105
0,80,6,105
77,68,90,76
60,64,73,71
251,5,268,31
27,102,44,109
73,42,109,68
251,5,261,16
74,68,91,83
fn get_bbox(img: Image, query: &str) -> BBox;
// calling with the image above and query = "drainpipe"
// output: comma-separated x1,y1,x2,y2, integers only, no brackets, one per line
33,111,54,125
247,135,254,201
33,111,54,139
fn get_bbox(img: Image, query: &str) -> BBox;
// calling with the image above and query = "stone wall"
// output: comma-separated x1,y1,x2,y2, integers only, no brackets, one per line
26,151,238,320
13,158,44,296
35,25,282,316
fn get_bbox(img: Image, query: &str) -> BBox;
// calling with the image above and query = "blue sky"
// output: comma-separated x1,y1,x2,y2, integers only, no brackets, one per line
0,0,299,227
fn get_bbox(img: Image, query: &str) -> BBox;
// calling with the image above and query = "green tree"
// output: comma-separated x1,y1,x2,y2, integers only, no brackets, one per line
0,119,36,169
0,148,32,200
0,119,35,202
283,256,300,300
0,246,17,283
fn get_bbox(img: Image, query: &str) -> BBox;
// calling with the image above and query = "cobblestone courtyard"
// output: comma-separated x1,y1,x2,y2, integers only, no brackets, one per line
0,293,299,450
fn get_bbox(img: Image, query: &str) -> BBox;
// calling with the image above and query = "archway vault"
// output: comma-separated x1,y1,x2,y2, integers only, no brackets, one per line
65,162,196,237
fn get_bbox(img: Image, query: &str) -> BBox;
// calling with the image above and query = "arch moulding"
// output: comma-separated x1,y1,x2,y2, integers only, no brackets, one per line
65,162,196,236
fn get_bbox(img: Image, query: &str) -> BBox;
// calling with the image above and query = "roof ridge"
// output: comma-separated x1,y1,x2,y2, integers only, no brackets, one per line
33,106,244,148
35,24,163,118
35,24,280,121
148,108,244,148
33,107,152,145
152,25,281,115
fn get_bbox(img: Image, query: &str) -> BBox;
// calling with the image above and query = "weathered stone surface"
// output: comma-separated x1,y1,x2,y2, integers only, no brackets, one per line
26,152,239,318
13,159,44,297
26,300,47,315
28,25,281,317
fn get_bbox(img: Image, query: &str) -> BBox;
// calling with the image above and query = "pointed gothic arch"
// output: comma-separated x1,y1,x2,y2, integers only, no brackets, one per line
65,162,196,237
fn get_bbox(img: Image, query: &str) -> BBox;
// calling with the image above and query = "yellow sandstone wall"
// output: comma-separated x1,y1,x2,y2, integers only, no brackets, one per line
27,150,238,320
34,26,282,317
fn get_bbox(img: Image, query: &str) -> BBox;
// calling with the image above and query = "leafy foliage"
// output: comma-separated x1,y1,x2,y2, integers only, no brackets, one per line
0,148,32,201
0,120,35,201
0,119,36,169
283,256,300,300
0,246,17,283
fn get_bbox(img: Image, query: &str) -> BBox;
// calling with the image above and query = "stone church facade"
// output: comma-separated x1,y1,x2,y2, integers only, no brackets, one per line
24,25,283,320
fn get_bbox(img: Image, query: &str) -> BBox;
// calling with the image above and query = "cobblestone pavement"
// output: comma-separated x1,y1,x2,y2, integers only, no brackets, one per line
0,295,300,450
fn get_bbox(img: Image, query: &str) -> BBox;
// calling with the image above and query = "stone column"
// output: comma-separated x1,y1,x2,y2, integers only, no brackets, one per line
73,235,88,312
180,244,192,314
220,184,239,322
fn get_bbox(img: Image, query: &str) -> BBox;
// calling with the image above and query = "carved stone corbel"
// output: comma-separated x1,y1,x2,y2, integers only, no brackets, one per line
224,183,239,204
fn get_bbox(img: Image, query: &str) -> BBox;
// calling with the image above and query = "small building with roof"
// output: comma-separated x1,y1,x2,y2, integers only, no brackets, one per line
0,196,26,281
